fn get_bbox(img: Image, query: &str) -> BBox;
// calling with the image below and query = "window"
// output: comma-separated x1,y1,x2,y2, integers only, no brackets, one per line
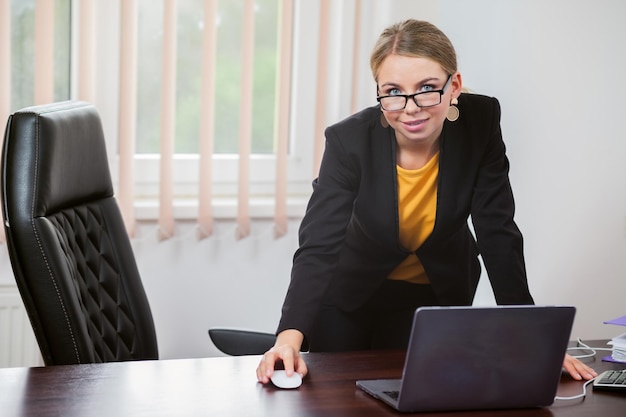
98,0,324,220
5,0,370,224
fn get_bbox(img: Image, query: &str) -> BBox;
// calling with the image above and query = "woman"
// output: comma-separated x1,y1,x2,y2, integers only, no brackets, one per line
257,19,595,384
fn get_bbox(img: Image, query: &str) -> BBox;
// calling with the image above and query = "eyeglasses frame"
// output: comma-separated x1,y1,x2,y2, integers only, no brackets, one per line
376,74,453,111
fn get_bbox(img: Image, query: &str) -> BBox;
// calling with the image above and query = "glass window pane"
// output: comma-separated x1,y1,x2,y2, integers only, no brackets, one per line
135,0,279,154
10,0,36,111
53,0,71,101
250,0,278,155
136,0,163,154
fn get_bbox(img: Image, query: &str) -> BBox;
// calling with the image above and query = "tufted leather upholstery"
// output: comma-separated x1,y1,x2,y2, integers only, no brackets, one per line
1,101,158,365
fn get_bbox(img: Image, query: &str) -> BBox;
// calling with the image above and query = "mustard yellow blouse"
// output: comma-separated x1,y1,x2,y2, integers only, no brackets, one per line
387,152,439,284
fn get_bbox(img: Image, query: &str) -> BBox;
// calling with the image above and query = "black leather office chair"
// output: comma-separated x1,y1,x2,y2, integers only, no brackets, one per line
208,328,277,356
1,101,158,365
208,328,310,356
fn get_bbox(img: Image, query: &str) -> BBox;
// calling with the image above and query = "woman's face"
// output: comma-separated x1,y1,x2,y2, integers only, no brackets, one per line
377,54,461,148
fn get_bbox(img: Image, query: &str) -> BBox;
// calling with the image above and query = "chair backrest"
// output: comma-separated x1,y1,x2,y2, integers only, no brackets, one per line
209,328,277,356
1,101,158,365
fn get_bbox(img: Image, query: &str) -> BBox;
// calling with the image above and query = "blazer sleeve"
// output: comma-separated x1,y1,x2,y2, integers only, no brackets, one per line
470,98,534,304
276,127,360,337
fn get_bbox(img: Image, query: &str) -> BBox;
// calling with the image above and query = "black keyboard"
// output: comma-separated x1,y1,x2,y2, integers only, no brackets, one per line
383,390,400,400
593,369,626,391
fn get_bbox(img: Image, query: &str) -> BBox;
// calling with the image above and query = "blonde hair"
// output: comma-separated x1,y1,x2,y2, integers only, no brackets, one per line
370,19,457,81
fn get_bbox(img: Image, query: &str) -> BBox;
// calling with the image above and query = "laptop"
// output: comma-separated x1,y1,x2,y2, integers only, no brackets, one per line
356,305,575,413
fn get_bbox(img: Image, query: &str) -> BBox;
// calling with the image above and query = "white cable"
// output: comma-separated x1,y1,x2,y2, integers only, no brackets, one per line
567,338,613,360
554,378,596,401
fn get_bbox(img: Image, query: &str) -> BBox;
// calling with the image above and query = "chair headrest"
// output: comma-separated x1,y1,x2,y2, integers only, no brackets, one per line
4,100,114,218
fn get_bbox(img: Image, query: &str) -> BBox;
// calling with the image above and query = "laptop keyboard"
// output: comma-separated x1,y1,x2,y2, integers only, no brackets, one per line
593,369,626,391
383,390,400,400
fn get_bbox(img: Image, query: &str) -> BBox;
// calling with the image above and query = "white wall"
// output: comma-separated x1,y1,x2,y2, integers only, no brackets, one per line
130,220,300,359
2,0,625,363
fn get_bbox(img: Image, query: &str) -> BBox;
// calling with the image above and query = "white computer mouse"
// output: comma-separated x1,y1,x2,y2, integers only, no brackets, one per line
270,370,303,389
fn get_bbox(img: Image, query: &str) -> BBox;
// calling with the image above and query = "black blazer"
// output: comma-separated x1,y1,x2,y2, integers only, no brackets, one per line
278,93,534,338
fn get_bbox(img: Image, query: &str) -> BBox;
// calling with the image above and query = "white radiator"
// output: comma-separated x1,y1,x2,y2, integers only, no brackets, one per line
0,288,43,368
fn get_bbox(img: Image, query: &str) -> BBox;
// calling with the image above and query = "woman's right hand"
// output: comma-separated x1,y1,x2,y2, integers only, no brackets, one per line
256,329,308,384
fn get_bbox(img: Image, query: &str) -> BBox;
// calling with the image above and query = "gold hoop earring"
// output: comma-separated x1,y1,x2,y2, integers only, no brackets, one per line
447,98,459,122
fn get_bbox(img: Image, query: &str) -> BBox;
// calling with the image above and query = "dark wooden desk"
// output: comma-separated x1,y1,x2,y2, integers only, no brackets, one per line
0,347,624,416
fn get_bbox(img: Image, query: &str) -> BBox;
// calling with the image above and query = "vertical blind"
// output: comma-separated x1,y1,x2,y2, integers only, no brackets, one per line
0,0,365,242
34,0,55,105
197,0,218,239
273,0,294,238
313,0,330,178
158,0,177,240
235,0,255,240
118,0,139,237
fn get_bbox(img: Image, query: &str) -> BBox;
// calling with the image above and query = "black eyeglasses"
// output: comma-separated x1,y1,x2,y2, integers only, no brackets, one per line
376,74,452,111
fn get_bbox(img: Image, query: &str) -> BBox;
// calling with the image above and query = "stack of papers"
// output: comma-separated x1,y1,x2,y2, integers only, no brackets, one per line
604,315,626,363
608,332,626,362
